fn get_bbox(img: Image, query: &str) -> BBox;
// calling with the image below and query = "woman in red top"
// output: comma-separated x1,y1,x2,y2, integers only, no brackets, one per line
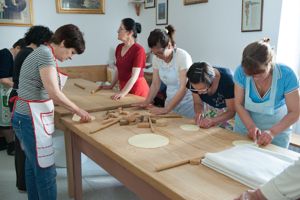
105,18,149,99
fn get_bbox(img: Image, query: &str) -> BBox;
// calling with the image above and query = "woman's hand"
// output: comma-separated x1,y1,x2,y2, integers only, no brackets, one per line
148,106,169,115
75,108,92,123
199,118,215,129
247,126,261,142
235,189,267,200
257,130,273,146
111,92,126,100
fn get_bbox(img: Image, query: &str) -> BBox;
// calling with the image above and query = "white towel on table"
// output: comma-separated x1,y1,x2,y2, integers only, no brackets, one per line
201,145,298,189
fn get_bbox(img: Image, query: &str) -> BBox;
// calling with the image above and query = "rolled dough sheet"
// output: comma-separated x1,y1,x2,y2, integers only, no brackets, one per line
232,140,258,147
180,124,200,131
72,114,95,122
128,133,169,148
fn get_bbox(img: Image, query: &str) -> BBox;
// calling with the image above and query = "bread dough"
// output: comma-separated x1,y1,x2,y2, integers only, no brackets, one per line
128,133,169,148
232,140,258,147
180,124,200,131
72,114,95,122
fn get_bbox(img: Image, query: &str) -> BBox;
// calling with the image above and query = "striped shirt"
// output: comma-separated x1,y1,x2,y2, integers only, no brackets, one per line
15,45,56,115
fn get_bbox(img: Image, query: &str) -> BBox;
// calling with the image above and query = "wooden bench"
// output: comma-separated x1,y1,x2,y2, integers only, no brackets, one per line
290,133,300,148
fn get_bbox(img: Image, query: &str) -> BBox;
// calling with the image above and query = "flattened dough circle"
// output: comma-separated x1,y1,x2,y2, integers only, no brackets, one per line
128,133,169,148
180,124,200,131
232,140,258,146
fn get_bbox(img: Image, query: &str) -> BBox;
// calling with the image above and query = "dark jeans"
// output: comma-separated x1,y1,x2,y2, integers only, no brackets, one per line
12,112,57,199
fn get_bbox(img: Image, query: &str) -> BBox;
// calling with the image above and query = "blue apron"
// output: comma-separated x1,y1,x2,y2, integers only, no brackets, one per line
159,49,194,118
234,65,291,148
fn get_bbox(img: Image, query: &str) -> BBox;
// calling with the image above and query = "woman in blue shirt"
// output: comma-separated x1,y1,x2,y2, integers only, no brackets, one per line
234,38,300,148
186,62,235,130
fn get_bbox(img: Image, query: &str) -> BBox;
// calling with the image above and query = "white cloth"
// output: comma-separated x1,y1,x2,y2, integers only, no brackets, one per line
201,145,298,189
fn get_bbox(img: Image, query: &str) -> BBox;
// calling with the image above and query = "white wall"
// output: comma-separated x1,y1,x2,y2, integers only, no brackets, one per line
276,0,300,74
1,0,284,69
0,0,137,66
139,0,283,70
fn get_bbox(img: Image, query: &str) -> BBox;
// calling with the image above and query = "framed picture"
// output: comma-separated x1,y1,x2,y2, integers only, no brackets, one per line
156,0,168,25
0,0,33,26
145,0,155,9
56,0,105,14
241,0,263,32
184,0,208,6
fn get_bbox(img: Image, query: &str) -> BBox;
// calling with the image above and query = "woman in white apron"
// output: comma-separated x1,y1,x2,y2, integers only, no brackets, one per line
134,25,194,118
12,24,91,200
186,62,235,130
234,39,299,148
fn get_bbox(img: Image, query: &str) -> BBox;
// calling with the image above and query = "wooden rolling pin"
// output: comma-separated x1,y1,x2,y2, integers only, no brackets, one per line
151,114,182,118
90,86,102,94
148,116,155,133
155,157,201,172
89,118,120,134
74,83,86,90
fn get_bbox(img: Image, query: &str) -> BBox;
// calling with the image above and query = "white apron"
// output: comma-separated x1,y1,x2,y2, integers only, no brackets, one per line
234,65,291,148
159,49,194,118
13,46,68,168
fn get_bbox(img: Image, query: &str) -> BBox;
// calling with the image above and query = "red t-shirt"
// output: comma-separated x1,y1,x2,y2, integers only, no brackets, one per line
115,43,146,82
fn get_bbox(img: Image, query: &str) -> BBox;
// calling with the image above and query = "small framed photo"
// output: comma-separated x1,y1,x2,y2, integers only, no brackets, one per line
241,0,263,32
156,0,168,25
56,0,105,14
0,0,33,26
145,0,155,9
184,0,208,6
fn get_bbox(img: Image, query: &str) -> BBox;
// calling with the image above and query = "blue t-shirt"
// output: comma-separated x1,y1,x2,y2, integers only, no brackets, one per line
187,67,234,108
234,64,299,109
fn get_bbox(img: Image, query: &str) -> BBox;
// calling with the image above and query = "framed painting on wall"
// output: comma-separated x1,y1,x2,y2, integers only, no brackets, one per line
145,0,155,9
0,0,33,26
184,0,208,6
56,0,105,14
241,0,263,32
156,0,168,25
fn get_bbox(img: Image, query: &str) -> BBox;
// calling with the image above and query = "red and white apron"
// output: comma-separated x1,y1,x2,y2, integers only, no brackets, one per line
12,45,68,168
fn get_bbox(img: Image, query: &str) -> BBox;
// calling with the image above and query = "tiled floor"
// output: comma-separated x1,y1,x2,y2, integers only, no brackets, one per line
0,132,140,200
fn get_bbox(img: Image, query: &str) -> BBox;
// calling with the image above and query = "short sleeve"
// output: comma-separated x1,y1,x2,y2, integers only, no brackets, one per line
132,46,146,68
234,65,246,89
282,66,299,94
177,49,192,71
37,46,56,70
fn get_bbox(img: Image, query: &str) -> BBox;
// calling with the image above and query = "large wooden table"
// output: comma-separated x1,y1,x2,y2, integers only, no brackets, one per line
54,79,145,197
61,108,299,200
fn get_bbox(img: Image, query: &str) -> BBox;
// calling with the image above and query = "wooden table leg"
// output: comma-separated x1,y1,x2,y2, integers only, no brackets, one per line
72,132,83,200
64,129,74,198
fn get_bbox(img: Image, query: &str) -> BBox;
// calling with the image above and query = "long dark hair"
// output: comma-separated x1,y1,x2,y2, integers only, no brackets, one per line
122,18,142,39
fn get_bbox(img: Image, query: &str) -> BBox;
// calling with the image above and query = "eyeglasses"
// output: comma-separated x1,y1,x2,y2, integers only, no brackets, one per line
188,83,208,94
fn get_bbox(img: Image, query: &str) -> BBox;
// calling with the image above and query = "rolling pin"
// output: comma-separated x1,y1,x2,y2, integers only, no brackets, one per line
151,114,182,118
137,122,150,128
89,118,120,134
74,83,86,90
148,116,155,133
90,86,102,94
155,157,201,172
